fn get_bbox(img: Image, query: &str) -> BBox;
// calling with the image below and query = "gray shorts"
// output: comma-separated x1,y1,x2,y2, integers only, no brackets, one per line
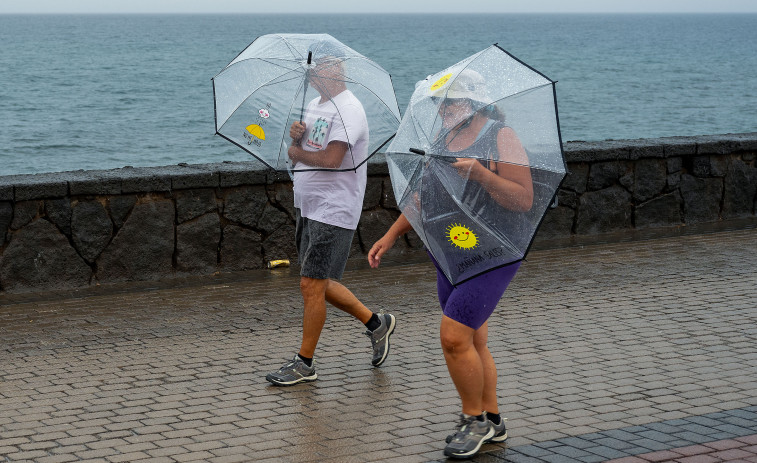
295,209,355,280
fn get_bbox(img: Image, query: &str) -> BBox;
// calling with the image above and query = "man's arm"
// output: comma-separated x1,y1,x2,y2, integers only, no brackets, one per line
288,140,349,169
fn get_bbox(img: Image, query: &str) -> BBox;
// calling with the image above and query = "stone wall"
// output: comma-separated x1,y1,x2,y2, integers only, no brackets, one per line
1,133,756,293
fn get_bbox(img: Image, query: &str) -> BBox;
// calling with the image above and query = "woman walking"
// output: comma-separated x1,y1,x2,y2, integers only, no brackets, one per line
368,70,533,459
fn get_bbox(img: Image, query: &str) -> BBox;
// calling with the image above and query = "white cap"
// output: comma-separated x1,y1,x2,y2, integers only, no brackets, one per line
431,69,492,105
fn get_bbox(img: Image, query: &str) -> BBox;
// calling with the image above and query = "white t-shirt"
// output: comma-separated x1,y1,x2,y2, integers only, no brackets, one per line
293,90,369,230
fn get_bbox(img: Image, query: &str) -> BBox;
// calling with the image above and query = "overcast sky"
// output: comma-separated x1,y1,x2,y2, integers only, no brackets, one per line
2,0,757,14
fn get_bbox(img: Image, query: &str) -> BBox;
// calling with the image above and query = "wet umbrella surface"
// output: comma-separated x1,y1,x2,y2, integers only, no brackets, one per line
386,45,567,285
213,33,401,172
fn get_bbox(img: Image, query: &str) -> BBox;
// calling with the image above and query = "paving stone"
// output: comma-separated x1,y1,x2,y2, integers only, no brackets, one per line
629,438,677,452
504,453,548,463
585,445,632,459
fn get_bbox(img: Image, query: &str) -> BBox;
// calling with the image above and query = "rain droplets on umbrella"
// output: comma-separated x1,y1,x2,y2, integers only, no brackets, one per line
386,44,567,285
212,33,401,172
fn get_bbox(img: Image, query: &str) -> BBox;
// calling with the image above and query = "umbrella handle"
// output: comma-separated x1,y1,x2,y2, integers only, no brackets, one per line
300,79,308,124
300,51,313,124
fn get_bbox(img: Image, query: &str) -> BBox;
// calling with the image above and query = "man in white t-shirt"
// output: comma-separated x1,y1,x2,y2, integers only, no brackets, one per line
266,41,396,386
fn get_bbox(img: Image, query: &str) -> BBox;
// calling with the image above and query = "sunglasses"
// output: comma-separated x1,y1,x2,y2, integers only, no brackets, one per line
433,97,468,107
435,100,471,114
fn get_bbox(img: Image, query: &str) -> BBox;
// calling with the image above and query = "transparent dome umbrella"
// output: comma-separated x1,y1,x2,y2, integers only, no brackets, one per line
212,33,401,172
386,45,567,285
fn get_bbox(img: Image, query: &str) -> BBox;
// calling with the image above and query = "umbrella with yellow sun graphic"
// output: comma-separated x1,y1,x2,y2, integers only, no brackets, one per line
386,45,566,285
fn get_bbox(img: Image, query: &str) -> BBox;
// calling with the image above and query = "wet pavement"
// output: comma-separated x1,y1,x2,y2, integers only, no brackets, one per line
1,228,756,463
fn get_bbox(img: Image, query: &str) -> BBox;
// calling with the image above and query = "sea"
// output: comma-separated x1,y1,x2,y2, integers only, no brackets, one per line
1,13,756,176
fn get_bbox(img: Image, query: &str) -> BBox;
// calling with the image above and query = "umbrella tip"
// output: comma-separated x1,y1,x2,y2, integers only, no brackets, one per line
307,51,312,65
409,148,426,155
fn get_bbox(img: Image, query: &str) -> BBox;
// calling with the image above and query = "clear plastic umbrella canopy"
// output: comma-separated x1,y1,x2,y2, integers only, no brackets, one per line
386,45,566,285
213,33,401,171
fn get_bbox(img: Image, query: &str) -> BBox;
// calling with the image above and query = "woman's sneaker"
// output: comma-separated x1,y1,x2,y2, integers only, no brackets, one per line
487,417,507,443
446,416,506,444
265,355,317,386
443,414,494,459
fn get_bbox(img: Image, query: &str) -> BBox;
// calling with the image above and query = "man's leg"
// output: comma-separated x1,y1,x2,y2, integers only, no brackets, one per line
325,279,373,323
327,278,396,367
298,276,330,358
265,274,325,386
299,277,389,358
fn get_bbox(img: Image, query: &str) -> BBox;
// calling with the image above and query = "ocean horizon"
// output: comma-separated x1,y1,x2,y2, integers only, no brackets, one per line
1,13,756,175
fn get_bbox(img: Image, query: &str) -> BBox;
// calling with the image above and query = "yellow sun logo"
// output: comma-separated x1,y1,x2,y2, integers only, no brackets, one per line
430,73,452,91
447,223,478,249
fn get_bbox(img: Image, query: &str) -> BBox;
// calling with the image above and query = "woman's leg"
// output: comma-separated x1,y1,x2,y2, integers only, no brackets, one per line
441,317,499,416
440,315,484,416
436,260,520,416
473,322,498,414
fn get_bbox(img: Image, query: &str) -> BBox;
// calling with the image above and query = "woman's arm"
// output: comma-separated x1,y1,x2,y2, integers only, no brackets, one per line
454,127,534,212
367,213,414,268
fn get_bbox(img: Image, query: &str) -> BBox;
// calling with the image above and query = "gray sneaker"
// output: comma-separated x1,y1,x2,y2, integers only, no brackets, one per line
265,355,317,386
443,414,494,459
366,313,395,367
487,417,507,443
446,416,506,443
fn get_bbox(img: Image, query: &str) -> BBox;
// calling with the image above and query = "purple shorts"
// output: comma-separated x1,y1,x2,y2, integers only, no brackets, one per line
431,255,521,330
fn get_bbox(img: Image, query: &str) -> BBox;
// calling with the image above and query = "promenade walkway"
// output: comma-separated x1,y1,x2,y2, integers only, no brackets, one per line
1,228,756,462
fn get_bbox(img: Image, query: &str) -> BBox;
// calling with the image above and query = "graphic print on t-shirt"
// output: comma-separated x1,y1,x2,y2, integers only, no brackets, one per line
306,117,329,150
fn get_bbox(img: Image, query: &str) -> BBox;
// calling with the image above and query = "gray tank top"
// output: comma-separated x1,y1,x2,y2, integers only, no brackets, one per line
438,120,527,235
